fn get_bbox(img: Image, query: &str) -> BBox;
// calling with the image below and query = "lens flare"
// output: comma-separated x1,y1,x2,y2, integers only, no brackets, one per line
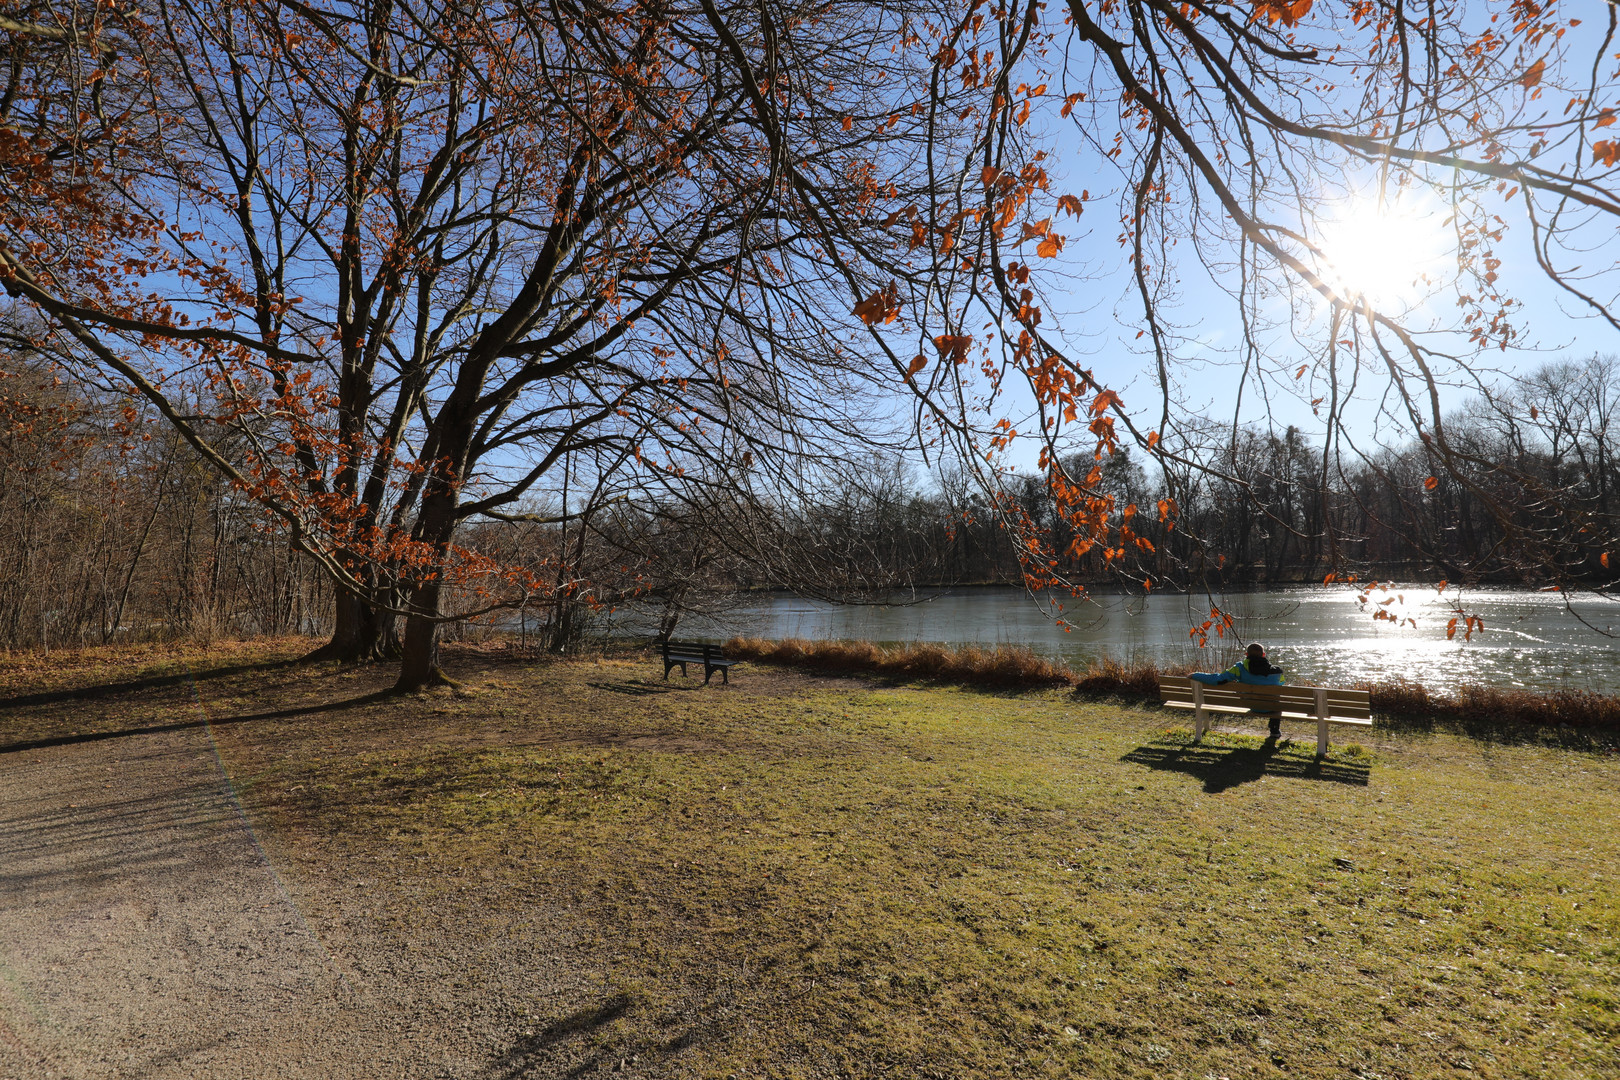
1315,196,1449,312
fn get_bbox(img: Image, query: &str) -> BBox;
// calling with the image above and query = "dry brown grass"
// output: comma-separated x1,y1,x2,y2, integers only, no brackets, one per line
1072,656,1167,697
722,635,1074,688
1364,676,1620,731
1359,675,1435,716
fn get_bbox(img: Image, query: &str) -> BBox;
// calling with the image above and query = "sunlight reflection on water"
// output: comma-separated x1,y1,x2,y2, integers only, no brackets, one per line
636,584,1620,696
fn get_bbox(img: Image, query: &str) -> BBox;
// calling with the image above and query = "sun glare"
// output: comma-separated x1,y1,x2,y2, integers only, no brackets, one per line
1315,197,1449,312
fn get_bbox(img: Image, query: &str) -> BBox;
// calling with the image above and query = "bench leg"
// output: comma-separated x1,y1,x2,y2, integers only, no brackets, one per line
703,664,714,685
1315,688,1329,757
665,660,687,680
1192,682,1205,743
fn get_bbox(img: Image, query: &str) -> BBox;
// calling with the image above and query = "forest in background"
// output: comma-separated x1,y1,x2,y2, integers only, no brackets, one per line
4,350,1616,651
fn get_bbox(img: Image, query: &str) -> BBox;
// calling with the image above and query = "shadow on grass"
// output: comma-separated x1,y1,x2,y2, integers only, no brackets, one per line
1122,738,1370,793
487,992,636,1079
1374,712,1620,752
0,690,395,755
0,655,306,713
587,679,702,696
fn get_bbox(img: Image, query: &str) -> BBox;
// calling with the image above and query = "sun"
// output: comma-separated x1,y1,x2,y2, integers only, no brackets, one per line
1314,196,1450,313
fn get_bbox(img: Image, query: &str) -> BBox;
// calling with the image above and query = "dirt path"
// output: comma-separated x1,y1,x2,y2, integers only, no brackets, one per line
2,719,385,1078
0,699,580,1080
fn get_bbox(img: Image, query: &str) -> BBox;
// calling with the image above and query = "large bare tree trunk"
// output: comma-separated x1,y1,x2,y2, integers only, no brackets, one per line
395,605,446,691
304,590,399,663
393,479,463,691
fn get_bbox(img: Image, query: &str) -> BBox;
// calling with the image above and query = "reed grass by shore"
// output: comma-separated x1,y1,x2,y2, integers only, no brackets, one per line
722,635,1074,688
723,635,1620,734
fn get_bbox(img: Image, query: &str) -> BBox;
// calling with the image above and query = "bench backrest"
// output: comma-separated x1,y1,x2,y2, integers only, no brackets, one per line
1157,675,1370,719
662,640,724,659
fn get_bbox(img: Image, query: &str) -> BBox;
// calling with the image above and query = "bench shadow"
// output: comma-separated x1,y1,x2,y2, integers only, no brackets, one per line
0,691,395,755
1121,739,1370,793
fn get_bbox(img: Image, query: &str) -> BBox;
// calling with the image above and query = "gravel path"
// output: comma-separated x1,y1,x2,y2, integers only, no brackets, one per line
0,710,601,1080
0,717,401,1078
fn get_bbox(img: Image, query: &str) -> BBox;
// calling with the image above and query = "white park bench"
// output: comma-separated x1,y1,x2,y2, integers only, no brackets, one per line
1156,675,1373,757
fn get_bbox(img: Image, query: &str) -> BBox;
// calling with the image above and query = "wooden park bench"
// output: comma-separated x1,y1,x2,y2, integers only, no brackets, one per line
1156,675,1372,757
660,640,739,685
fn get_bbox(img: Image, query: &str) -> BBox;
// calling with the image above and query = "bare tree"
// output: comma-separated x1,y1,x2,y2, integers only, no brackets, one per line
2,0,992,686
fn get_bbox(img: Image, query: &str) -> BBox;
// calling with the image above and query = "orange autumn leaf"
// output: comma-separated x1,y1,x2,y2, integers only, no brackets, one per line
1021,217,1051,241
1090,388,1121,416
933,334,973,364
1035,234,1063,258
907,353,927,375
1519,59,1545,89
1424,476,1439,491
1594,141,1620,167
1603,551,1612,569
1252,0,1312,26
1056,193,1084,218
853,284,900,326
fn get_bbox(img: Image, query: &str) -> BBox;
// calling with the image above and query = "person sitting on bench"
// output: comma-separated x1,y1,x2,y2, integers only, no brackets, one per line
1190,642,1288,738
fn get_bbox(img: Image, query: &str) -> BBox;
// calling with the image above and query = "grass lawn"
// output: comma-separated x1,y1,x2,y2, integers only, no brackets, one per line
4,640,1618,1078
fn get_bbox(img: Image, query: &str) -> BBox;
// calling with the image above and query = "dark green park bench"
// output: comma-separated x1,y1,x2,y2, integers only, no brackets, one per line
660,640,739,685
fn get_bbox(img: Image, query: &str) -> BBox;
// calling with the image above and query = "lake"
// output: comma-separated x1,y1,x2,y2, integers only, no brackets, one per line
605,584,1620,696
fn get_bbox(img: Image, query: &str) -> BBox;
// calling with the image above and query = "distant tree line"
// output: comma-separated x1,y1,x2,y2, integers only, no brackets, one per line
896,354,1620,593
2,350,1616,648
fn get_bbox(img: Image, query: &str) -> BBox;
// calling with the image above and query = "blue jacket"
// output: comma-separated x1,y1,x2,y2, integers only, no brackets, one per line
1190,658,1286,686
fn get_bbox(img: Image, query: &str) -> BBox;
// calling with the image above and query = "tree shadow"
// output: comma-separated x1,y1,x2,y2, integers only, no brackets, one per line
0,783,245,896
485,993,636,1079
0,691,395,755
0,655,307,713
1374,712,1620,752
1121,738,1371,793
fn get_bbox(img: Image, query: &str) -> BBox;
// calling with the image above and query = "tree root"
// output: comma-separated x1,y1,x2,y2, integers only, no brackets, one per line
393,665,463,693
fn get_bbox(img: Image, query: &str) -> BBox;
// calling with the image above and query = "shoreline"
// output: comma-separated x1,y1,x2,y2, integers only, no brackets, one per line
2,632,1616,744
721,635,1620,742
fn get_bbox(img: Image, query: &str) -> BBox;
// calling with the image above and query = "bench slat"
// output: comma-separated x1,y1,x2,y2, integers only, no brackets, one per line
1159,699,1371,721
1160,700,1372,725
1159,702,1373,718
1158,677,1369,707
